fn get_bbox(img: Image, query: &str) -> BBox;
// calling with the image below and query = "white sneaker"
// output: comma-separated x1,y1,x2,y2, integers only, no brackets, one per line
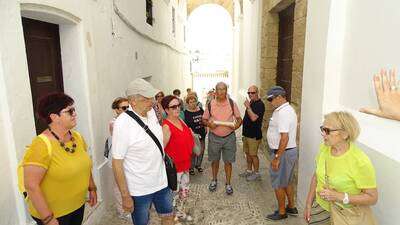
246,172,261,181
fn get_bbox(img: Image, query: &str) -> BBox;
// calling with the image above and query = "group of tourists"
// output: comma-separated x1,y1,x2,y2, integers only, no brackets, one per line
18,69,400,225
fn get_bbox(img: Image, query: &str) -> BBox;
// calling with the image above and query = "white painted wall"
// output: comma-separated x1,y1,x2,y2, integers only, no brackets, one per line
298,0,400,224
234,0,263,107
0,0,189,224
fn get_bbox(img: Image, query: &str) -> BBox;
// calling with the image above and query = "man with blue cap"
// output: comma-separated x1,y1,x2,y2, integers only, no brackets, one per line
265,86,299,221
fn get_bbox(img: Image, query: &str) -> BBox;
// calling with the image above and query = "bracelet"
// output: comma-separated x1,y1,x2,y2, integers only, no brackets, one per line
88,186,97,192
42,213,54,224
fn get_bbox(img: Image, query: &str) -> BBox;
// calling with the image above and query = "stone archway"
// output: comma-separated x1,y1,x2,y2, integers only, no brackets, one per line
187,0,235,18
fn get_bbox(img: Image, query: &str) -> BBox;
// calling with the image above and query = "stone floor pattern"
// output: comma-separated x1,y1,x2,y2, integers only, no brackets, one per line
96,137,307,225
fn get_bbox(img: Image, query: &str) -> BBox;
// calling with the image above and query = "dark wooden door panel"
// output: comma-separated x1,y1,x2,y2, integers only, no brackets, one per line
277,3,295,102
22,17,64,134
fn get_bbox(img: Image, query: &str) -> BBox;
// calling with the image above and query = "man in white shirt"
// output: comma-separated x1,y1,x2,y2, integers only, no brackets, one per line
112,78,174,225
265,86,299,221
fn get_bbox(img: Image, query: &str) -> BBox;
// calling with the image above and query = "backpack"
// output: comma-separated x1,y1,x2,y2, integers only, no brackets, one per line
207,98,235,117
17,134,52,200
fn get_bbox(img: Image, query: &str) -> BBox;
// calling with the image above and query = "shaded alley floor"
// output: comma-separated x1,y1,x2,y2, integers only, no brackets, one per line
95,135,307,225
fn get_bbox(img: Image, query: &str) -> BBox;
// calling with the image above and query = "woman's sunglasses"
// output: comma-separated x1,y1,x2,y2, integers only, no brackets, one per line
319,126,342,135
168,103,181,110
60,107,76,116
119,106,129,111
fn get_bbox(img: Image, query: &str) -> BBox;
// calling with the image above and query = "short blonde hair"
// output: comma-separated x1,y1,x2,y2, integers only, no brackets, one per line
324,111,360,142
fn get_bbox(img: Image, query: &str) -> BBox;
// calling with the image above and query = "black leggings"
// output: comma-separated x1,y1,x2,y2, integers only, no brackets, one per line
32,205,85,225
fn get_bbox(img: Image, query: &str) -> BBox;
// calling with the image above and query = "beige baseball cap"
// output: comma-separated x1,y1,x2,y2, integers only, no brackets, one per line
125,78,160,98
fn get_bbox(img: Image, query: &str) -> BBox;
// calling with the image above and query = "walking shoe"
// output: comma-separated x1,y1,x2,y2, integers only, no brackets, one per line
266,212,288,221
189,168,195,175
286,207,299,216
196,167,203,173
273,207,298,216
239,170,253,177
208,180,217,192
246,172,261,181
225,184,234,195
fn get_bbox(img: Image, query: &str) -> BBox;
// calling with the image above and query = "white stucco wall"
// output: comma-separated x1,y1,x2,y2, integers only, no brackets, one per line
233,0,262,107
0,0,189,224
298,0,400,224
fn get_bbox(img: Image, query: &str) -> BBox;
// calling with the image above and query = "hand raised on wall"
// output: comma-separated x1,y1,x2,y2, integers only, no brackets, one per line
360,69,400,121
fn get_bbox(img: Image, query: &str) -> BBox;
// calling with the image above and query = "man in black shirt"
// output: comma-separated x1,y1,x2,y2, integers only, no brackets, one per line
240,85,265,181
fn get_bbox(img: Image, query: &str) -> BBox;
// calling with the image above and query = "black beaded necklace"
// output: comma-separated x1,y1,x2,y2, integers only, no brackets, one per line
49,127,77,153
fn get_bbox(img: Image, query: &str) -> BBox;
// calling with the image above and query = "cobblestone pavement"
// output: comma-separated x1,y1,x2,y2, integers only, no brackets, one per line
96,136,307,225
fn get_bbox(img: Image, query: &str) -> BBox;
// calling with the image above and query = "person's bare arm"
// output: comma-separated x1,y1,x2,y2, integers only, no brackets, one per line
244,99,259,122
24,165,59,225
319,187,378,206
112,159,133,212
233,117,243,130
87,172,97,207
162,125,171,147
271,133,289,171
304,174,317,223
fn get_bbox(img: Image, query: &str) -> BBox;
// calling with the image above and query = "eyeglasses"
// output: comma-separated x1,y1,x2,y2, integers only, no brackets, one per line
119,106,129,111
267,96,275,102
247,91,257,95
168,103,181,110
320,126,342,135
156,95,164,98
60,107,76,116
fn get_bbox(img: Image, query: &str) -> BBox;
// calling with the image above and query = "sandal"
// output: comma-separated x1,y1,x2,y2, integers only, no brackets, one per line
189,169,195,175
196,167,203,173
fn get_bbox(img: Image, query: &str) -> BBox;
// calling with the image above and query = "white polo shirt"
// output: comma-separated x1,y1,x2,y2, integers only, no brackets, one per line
267,102,297,150
112,107,167,196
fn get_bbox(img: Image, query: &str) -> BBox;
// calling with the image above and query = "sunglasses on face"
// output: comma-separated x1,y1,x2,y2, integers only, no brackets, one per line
119,106,129,111
168,103,181,110
267,96,275,102
60,107,76,116
247,91,257,95
320,126,342,135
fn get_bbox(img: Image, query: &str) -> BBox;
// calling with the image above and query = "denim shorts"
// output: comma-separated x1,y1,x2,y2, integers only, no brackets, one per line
131,187,173,225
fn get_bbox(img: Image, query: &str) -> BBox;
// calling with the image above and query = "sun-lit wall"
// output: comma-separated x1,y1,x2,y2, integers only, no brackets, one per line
299,1,400,224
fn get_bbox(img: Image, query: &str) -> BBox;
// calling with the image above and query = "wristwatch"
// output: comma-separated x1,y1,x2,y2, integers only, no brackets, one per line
342,192,349,204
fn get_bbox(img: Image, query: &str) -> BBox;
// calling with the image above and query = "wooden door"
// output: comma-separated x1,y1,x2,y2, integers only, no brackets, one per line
276,3,295,102
22,17,64,134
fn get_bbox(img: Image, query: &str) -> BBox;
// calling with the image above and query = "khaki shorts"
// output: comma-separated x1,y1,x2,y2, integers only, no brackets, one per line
242,137,261,156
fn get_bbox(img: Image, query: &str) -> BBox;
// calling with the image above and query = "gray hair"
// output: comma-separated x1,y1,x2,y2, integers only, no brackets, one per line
127,94,143,101
216,82,228,90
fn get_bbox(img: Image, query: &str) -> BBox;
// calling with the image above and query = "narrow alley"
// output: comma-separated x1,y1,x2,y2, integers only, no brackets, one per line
95,135,306,225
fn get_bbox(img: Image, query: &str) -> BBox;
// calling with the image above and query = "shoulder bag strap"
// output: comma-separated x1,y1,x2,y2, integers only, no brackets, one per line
125,111,164,158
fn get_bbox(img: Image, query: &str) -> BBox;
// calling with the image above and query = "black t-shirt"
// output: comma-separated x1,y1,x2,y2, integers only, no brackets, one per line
184,108,206,140
242,99,265,140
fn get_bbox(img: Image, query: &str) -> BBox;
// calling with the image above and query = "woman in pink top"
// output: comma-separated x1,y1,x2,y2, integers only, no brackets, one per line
161,95,194,222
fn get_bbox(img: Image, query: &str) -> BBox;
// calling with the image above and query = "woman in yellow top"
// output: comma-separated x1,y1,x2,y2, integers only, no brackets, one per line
23,93,97,225
304,111,378,225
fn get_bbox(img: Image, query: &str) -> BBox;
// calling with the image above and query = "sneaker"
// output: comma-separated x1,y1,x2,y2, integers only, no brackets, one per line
239,170,253,177
208,180,217,192
189,168,195,175
246,172,261,181
266,212,288,221
225,184,233,195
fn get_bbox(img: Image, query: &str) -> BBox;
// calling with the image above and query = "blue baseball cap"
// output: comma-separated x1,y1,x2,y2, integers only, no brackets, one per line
266,86,286,101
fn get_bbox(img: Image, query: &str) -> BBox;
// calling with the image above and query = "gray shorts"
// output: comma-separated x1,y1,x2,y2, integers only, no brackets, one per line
207,132,237,163
269,148,298,189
